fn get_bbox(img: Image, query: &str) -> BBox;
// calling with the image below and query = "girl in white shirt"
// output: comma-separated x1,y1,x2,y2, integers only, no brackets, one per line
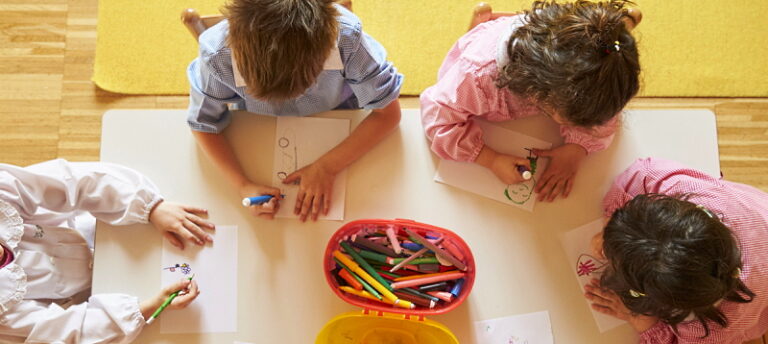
0,159,215,343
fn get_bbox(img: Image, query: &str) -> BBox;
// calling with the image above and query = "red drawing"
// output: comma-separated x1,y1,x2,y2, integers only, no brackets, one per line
576,254,606,277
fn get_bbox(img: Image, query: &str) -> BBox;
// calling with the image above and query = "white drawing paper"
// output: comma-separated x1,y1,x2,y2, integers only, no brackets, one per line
160,226,238,333
272,116,349,220
434,121,552,212
474,311,554,344
559,219,625,332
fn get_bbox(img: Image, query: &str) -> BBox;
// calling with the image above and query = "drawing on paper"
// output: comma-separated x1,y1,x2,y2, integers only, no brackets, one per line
163,263,192,275
504,179,535,205
502,148,540,205
576,254,607,277
276,129,298,182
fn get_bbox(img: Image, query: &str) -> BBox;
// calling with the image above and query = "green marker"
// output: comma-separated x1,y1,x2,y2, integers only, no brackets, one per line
340,241,394,291
146,274,195,325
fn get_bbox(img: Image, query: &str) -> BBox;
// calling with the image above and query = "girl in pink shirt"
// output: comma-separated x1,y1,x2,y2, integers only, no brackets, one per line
420,0,641,201
586,158,768,343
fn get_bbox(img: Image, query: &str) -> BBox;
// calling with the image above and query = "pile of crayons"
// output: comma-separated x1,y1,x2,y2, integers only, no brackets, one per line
329,225,469,310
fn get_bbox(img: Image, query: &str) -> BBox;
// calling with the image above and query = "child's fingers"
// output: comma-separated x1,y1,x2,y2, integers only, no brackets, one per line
183,218,212,244
282,170,301,185
173,281,200,308
175,225,203,246
547,178,564,201
299,194,314,222
563,177,574,197
590,303,617,317
163,278,192,295
323,190,332,215
535,171,554,193
514,157,531,169
188,213,215,231
182,205,209,216
163,232,184,250
311,194,323,221
294,190,306,215
531,148,552,157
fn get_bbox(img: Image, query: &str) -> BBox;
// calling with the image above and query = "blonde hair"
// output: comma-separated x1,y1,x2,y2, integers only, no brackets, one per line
224,0,338,101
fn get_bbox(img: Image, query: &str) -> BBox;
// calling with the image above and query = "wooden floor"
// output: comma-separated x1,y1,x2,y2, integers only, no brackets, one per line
1,1,767,342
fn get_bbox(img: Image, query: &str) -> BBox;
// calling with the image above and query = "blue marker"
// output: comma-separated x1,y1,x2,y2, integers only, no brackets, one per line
450,278,465,298
401,242,424,251
241,194,285,207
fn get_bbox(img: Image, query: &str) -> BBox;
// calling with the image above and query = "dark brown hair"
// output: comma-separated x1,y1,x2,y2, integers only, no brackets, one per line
498,0,640,126
601,194,754,337
223,0,338,101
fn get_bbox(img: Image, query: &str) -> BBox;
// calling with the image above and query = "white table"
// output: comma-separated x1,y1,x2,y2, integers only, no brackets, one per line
94,108,719,343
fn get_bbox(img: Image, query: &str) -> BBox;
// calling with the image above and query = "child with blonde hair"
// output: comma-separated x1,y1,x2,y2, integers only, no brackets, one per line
187,0,402,221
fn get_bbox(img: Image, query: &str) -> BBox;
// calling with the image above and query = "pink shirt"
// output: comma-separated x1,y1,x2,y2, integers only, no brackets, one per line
419,16,618,162
603,158,768,343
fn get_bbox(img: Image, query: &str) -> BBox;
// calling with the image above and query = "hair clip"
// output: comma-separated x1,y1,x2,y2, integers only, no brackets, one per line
733,268,742,279
696,204,715,218
629,289,646,298
604,40,621,54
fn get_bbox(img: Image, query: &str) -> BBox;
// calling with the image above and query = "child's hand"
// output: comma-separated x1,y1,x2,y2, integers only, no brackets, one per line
584,278,659,332
476,146,531,185
532,144,587,202
283,161,336,222
239,183,282,220
149,201,215,249
490,154,532,185
140,279,200,319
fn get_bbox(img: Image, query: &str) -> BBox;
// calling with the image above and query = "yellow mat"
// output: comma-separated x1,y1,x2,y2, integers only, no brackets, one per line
94,0,768,96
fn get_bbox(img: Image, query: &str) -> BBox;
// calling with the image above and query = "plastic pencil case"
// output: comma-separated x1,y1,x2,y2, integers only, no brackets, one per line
322,218,476,316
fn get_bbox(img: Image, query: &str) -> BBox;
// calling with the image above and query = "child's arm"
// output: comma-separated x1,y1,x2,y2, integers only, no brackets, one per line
191,131,282,219
0,159,212,247
282,100,401,221
0,280,199,343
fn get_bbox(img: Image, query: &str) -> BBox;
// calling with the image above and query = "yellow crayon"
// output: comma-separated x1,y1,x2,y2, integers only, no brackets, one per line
333,250,415,310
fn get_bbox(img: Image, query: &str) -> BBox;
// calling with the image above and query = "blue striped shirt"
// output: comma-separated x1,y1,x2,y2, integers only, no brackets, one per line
186,5,403,133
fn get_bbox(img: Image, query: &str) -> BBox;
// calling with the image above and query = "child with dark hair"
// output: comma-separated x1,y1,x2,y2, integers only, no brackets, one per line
187,0,402,221
420,0,641,202
585,157,768,343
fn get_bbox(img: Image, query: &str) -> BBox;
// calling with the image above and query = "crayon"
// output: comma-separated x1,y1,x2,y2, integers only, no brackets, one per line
338,268,363,290
353,237,399,257
395,291,436,309
418,281,449,291
427,291,454,303
340,242,393,291
450,278,466,298
334,257,383,300
391,272,466,289
404,228,467,271
394,270,461,282
333,250,414,309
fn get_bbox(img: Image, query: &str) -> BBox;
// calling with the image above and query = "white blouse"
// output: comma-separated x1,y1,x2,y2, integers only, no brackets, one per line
0,159,163,343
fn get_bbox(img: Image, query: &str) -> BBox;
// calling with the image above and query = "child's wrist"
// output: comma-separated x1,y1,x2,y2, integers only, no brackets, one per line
475,145,497,169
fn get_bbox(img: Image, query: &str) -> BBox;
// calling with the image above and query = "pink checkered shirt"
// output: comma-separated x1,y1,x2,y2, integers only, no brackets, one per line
603,158,768,343
419,16,618,162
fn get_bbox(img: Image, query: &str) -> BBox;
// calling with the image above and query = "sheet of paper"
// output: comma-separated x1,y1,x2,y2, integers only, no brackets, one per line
272,116,349,220
160,225,238,333
559,219,625,332
434,121,552,212
474,311,554,344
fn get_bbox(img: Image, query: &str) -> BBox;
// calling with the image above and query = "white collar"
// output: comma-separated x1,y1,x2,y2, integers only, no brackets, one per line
232,44,343,88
